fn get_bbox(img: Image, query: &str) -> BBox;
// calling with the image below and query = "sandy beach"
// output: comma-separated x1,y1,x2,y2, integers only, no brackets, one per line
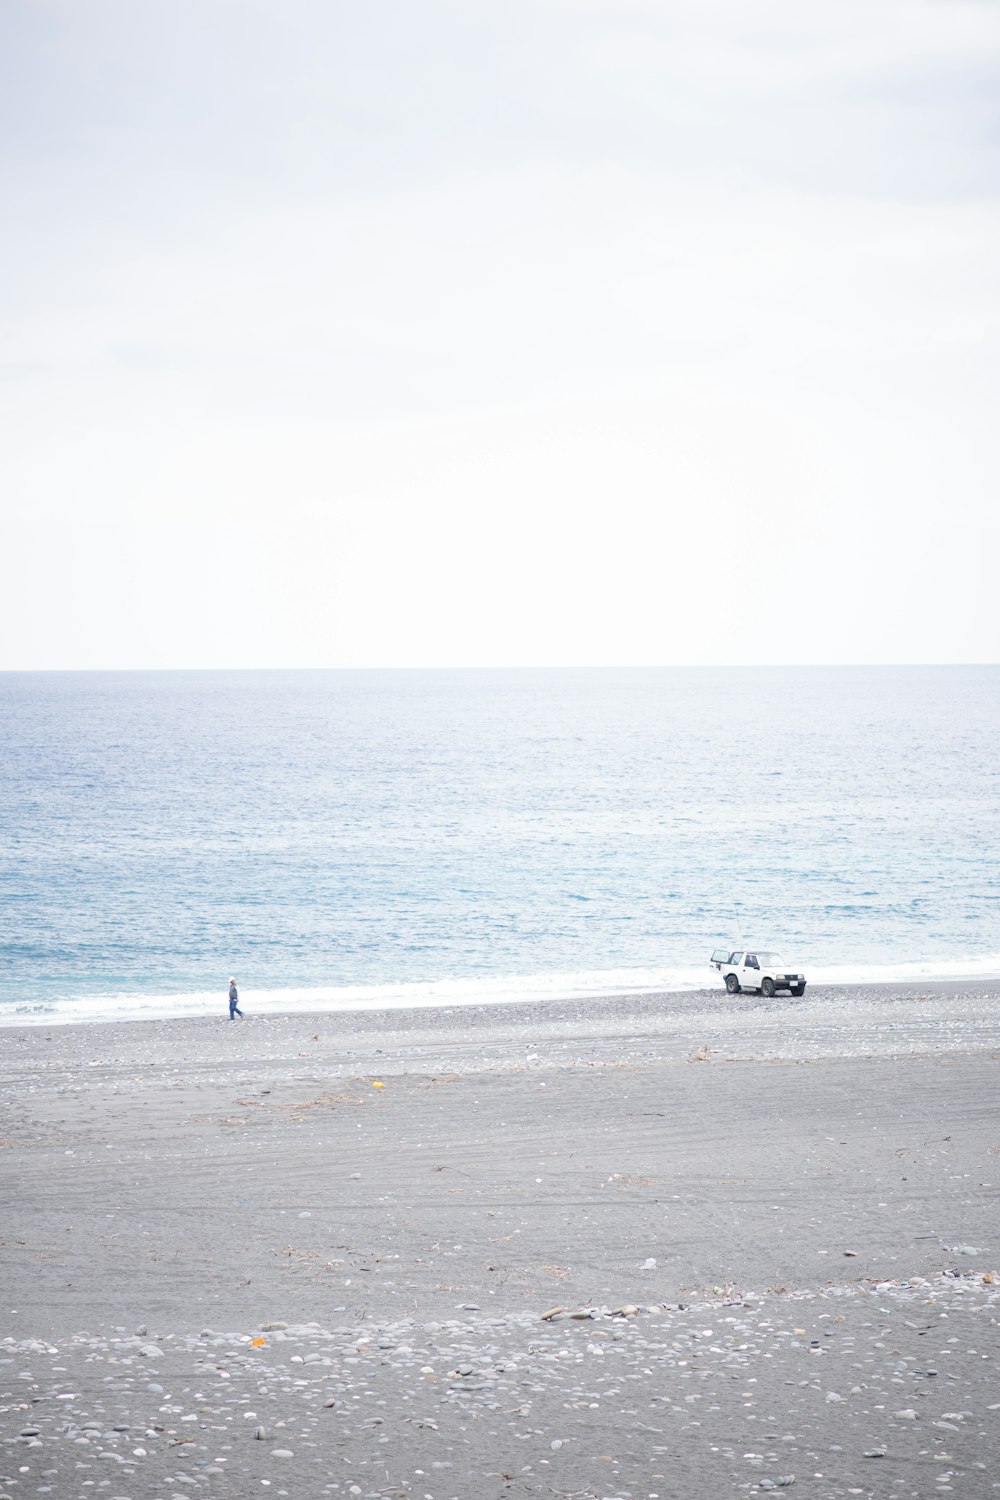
2,980,999,1499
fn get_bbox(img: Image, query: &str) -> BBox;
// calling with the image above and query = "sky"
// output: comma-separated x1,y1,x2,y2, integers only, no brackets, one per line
1,0,998,669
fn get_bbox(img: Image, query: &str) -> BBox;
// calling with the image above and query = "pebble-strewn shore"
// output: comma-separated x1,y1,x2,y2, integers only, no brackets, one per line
3,1274,998,1500
2,982,998,1498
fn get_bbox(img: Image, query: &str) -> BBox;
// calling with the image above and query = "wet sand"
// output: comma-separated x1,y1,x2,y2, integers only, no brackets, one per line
2,981,999,1498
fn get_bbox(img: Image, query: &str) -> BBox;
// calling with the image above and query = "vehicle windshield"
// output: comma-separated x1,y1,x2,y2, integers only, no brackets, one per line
754,952,781,964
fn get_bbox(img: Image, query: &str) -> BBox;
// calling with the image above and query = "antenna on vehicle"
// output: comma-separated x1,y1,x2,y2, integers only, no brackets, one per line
735,910,744,946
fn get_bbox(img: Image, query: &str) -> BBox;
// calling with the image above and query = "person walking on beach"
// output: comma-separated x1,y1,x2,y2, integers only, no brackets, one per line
228,977,243,1020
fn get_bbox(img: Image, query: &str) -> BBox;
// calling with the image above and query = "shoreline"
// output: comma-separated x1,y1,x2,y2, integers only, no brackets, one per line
2,972,1000,1034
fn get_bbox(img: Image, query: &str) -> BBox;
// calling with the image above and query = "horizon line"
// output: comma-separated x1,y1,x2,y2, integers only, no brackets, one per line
1,661,998,675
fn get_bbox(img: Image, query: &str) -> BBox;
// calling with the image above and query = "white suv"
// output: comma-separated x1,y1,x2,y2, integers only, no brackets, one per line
710,949,806,998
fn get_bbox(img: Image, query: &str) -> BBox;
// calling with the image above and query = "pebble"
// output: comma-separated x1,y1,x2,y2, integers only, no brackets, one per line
0,1267,995,1496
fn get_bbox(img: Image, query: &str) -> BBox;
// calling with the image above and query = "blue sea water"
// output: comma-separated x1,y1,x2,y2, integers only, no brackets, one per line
1,666,998,1025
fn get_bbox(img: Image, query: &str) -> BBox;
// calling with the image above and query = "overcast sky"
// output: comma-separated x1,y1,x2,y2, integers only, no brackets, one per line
2,0,998,669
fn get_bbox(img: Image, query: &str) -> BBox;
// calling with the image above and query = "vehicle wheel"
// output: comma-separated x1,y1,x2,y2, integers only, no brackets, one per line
725,973,741,994
791,984,805,997
761,977,776,998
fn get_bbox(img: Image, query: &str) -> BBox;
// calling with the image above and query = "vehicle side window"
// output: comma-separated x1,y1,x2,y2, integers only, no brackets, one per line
746,953,759,969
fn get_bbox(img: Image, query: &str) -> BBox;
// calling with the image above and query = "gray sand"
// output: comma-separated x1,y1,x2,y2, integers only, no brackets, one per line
2,981,998,1498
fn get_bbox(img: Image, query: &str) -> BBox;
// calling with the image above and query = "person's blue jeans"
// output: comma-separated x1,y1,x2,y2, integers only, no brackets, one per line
229,1000,243,1019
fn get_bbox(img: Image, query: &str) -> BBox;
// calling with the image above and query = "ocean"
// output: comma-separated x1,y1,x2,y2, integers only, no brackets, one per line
1,666,997,1025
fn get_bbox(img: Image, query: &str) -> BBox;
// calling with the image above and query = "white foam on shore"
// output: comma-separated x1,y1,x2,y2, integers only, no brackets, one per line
3,953,1000,1027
